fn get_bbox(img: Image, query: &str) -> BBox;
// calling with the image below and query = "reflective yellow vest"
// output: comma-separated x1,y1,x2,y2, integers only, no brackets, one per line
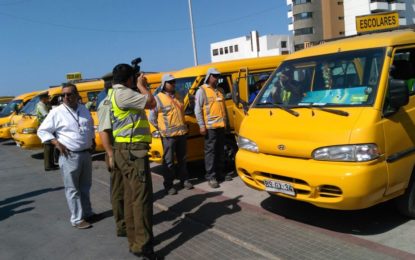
200,85,226,129
154,92,187,137
109,88,151,143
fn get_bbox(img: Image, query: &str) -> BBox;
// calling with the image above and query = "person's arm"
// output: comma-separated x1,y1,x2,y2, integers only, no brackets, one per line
136,74,156,109
194,88,206,135
37,109,69,157
148,105,159,129
99,130,114,171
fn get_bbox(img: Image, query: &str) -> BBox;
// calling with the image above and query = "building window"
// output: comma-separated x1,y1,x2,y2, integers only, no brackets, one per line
293,0,311,5
281,41,287,48
224,47,229,54
212,49,219,56
337,1,343,5
230,46,234,53
339,31,345,35
234,45,239,52
338,16,344,20
294,27,313,36
220,48,223,55
293,12,312,20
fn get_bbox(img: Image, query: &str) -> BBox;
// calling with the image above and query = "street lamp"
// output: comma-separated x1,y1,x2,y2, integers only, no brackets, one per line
188,0,198,65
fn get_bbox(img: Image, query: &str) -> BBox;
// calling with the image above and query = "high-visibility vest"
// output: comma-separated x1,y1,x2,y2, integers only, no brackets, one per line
109,88,151,143
200,84,226,129
154,92,187,137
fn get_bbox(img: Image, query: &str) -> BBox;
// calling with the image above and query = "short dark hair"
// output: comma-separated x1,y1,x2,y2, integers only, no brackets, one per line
112,64,134,84
62,82,79,95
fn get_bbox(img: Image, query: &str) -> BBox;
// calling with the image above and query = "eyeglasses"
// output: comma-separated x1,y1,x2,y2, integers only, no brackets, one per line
62,92,74,97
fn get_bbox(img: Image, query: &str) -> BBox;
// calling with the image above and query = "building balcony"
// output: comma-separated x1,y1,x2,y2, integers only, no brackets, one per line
286,0,293,5
288,10,293,18
370,1,389,12
399,18,407,25
390,2,406,11
288,23,294,31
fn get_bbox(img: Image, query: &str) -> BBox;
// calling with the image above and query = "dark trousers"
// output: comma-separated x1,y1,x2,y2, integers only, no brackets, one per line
106,153,125,235
204,127,225,180
161,135,189,188
44,142,56,170
113,142,154,254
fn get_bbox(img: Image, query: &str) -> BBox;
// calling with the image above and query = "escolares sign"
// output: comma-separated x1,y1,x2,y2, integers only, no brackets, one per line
356,11,399,33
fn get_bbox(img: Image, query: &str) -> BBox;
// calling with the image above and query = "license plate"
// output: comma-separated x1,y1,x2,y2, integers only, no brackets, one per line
264,179,295,196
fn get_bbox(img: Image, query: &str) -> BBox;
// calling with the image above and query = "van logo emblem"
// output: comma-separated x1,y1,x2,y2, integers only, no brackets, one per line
277,145,286,150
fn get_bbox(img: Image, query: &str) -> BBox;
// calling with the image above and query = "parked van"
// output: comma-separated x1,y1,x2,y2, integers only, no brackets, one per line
148,55,286,164
13,80,103,149
0,91,39,139
0,96,14,112
235,26,415,217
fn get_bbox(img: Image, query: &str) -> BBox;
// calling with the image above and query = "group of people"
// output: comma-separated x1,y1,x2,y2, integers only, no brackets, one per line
36,64,231,259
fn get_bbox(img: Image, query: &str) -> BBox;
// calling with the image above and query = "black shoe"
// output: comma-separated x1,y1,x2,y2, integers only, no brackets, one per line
224,174,233,181
45,166,59,171
208,178,219,188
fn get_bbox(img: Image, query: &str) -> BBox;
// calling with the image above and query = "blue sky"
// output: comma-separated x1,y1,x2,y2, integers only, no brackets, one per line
0,0,289,96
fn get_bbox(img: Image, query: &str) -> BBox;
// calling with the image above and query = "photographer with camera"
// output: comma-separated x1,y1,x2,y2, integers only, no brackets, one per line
109,63,159,259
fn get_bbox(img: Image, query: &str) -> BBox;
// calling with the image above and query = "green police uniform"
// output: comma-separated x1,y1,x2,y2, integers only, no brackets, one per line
109,84,154,254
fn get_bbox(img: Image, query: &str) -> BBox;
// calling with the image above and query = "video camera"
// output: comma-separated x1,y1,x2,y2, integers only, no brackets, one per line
131,57,142,85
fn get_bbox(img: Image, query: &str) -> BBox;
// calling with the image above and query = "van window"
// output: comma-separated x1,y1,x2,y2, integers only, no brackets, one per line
86,91,101,111
0,100,23,117
21,96,41,115
255,48,385,107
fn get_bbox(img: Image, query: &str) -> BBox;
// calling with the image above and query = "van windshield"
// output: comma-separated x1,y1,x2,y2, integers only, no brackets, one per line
254,48,385,108
153,77,196,101
21,96,41,115
0,100,22,117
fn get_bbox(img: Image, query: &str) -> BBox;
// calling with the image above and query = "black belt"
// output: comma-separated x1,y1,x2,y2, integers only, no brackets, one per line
69,149,90,153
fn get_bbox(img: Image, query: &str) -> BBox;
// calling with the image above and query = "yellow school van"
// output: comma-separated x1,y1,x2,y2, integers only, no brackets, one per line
236,26,415,217
148,55,286,164
0,91,39,139
13,80,103,149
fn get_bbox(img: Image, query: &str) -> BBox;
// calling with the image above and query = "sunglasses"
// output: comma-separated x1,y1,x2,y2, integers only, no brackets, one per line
167,80,176,84
62,92,74,97
211,74,220,78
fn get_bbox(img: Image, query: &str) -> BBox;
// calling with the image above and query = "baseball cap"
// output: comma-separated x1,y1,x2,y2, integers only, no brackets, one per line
204,67,221,84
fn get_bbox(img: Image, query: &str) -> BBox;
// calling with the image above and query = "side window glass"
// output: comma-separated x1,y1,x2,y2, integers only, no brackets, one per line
86,91,100,111
217,75,232,99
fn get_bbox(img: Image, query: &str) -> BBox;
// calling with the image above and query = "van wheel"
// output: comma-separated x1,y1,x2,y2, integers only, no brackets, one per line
224,137,238,173
395,173,415,218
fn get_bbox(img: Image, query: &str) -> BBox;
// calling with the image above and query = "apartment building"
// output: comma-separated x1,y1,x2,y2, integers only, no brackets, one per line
287,0,345,51
210,31,293,63
344,0,415,36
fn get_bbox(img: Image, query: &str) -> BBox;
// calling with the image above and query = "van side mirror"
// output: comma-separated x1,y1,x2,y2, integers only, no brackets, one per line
389,79,409,109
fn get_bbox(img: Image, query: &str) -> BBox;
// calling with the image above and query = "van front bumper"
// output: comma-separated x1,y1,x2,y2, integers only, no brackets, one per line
13,132,42,149
0,127,11,139
236,149,389,210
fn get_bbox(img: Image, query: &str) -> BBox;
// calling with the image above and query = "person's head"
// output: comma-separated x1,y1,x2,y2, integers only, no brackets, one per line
101,72,113,90
204,67,221,86
161,74,176,94
112,64,134,88
61,83,79,109
255,74,269,90
280,67,293,83
39,92,49,104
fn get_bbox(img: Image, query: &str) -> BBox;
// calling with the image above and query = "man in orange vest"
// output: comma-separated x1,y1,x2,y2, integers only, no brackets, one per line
149,74,193,195
194,68,232,188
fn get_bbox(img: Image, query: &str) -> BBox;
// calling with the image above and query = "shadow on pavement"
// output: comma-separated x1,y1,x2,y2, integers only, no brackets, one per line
30,152,44,160
260,194,410,235
154,192,242,257
0,187,64,221
1,140,15,146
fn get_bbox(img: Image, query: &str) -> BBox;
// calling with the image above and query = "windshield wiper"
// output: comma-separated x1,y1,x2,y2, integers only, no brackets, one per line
300,105,349,117
256,102,299,117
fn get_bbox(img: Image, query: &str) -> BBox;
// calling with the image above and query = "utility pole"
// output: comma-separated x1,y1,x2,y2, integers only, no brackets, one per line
188,0,198,66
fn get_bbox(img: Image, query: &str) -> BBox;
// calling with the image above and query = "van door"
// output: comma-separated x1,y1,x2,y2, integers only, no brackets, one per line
382,47,415,195
232,68,248,134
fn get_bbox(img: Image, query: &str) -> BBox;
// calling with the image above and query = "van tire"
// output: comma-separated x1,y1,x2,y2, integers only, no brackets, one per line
395,173,415,218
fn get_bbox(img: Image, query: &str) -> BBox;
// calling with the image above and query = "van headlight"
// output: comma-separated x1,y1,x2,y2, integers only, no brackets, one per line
22,127,37,134
237,136,258,153
152,130,161,138
312,144,380,162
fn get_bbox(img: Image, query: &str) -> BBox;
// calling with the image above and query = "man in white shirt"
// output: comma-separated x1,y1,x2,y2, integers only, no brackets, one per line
37,83,95,229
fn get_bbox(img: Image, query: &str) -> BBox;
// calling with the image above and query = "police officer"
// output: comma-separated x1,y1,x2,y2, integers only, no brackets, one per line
194,68,232,188
109,64,159,259
36,92,56,171
149,74,193,195
97,72,126,237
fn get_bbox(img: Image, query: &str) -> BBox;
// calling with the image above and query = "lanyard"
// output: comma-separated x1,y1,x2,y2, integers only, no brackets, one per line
63,104,81,129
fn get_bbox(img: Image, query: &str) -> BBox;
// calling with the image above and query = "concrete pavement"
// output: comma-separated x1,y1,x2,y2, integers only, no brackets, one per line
1,139,415,259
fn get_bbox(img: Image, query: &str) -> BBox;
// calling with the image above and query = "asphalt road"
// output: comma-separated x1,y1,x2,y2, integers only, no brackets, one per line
1,138,414,259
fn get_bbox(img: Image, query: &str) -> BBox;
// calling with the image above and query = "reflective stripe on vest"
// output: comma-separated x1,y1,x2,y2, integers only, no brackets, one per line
109,88,151,143
154,93,187,137
200,85,226,129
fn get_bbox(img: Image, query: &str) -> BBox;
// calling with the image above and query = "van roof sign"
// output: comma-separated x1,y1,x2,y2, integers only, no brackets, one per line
66,72,82,81
356,12,399,33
